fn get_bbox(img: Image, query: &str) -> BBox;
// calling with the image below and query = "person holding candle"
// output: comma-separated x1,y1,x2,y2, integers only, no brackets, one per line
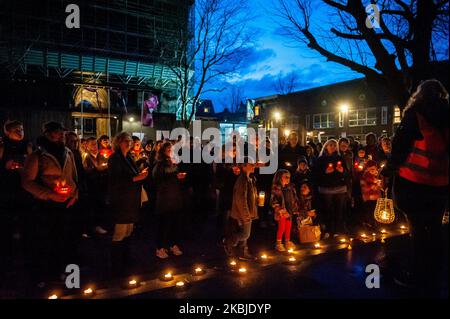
152,141,185,259
83,137,109,236
108,132,148,277
97,135,113,167
223,157,258,260
292,156,312,191
313,139,350,238
360,160,382,230
130,136,147,170
21,121,79,286
279,132,306,174
270,169,300,252
0,120,33,280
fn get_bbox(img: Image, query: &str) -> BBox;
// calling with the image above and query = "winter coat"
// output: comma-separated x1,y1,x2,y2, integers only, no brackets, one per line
270,183,299,220
108,152,141,224
292,168,312,190
360,171,382,202
21,144,78,201
230,173,258,225
313,153,349,193
152,158,184,215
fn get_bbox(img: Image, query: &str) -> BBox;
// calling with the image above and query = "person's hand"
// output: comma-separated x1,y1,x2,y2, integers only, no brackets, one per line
177,172,187,180
232,166,241,175
66,197,77,208
5,160,19,170
134,169,149,182
48,192,70,203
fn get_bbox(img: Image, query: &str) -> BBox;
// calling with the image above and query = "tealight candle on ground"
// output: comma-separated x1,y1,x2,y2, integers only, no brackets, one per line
128,279,139,288
229,260,237,267
287,248,294,253
347,244,352,250
314,243,321,249
193,267,205,276
238,267,247,275
175,281,186,288
372,233,377,236
162,272,174,282
83,288,94,296
400,225,407,230
380,229,387,234
48,294,58,300
361,233,367,238
340,238,347,243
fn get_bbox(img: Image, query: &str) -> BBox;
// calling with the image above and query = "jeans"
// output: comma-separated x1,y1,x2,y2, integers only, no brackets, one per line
229,219,252,249
156,211,182,249
320,192,348,235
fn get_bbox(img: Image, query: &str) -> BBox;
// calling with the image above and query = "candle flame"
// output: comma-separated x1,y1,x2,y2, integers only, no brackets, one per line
314,243,321,248
289,257,296,262
84,288,93,295
48,294,58,299
129,280,137,285
230,260,237,266
238,267,247,273
176,281,185,287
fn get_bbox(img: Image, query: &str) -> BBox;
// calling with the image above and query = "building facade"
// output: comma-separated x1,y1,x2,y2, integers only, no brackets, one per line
0,0,194,140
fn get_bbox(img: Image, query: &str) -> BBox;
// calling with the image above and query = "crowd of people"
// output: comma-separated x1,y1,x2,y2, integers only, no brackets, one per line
0,79,448,297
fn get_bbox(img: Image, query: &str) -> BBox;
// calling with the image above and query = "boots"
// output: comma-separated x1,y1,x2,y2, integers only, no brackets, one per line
276,240,286,252
239,246,255,261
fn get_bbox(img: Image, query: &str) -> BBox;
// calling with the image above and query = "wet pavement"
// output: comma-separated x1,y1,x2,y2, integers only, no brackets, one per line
1,211,448,299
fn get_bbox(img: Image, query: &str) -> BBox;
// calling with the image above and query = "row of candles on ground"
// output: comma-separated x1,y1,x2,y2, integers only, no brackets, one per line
48,225,408,299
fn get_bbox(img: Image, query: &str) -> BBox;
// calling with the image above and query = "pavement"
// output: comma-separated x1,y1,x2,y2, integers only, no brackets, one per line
1,210,448,299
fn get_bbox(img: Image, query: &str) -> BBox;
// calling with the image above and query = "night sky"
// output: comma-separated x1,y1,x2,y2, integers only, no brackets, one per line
202,0,363,112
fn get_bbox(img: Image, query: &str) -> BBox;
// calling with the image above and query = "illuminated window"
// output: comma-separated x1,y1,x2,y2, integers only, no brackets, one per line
394,106,401,123
254,106,260,117
348,108,377,127
204,108,209,113
313,113,335,129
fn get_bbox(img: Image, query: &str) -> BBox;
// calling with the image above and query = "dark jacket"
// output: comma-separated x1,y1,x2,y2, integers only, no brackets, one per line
152,158,184,215
270,183,299,220
292,168,312,190
313,153,349,190
216,162,240,211
108,152,141,224
279,143,306,173
231,173,258,225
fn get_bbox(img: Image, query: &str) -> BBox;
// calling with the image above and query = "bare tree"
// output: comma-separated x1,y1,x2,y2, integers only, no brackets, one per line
158,0,254,127
274,72,299,95
273,0,449,111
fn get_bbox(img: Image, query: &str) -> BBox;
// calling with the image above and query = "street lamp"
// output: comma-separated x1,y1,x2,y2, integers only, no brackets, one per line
273,111,282,122
339,103,349,113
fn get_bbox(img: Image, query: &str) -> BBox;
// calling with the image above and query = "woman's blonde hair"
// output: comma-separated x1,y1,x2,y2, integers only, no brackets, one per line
319,139,340,157
112,132,132,152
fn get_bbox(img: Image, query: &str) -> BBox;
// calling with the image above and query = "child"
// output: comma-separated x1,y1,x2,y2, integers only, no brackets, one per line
297,182,318,224
360,160,382,229
292,156,312,190
223,157,258,260
270,169,299,252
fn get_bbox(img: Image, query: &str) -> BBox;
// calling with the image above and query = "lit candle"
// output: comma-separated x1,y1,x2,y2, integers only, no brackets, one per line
314,243,321,249
54,180,71,195
347,244,352,250
175,281,186,288
340,238,347,243
337,161,342,167
83,288,94,297
288,256,297,264
162,272,173,281
285,162,292,167
258,191,265,207
400,225,407,230
372,233,377,236
128,279,138,288
48,294,58,300
260,254,268,260
381,210,389,221
229,260,237,267
287,248,294,254
238,267,247,274
328,163,333,169
193,267,205,276
380,229,387,234
361,233,367,238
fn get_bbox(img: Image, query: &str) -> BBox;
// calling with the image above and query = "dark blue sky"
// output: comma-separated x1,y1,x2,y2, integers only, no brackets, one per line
202,0,363,112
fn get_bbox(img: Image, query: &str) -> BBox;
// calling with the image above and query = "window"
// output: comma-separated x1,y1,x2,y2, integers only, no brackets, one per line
204,107,209,113
381,106,388,125
348,108,377,127
394,106,401,124
339,112,344,128
313,113,335,129
305,115,310,130
254,106,260,117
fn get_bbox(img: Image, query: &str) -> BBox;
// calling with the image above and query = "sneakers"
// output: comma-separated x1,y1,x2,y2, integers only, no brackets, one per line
239,247,255,261
156,248,169,259
285,241,296,251
276,241,286,252
95,226,108,235
170,245,183,256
